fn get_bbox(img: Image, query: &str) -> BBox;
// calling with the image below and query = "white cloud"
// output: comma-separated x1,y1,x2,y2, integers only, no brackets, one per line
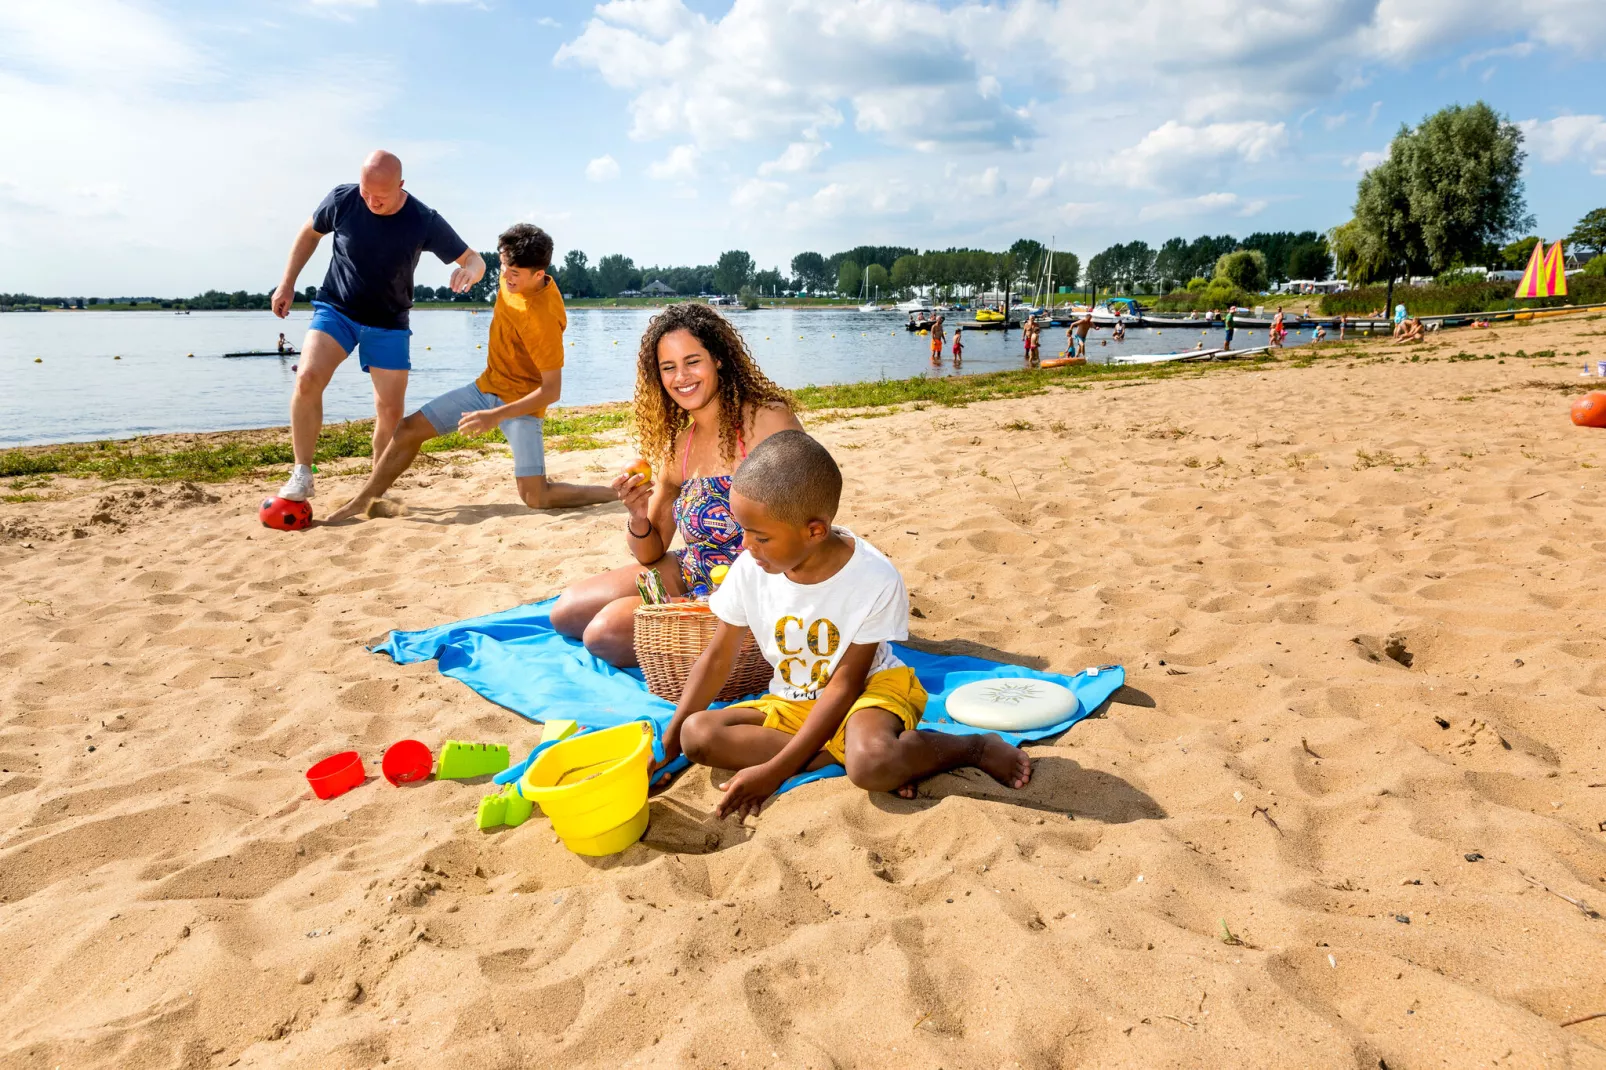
1346,147,1390,174
1519,115,1606,175
585,154,621,181
647,144,699,180
555,0,1032,150
959,166,1005,197
1137,192,1268,222
1028,175,1054,199
1098,121,1287,191
732,178,787,210
536,16,561,27
758,138,829,175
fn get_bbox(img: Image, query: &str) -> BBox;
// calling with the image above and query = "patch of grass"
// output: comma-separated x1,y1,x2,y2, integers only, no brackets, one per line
1001,419,1036,431
1354,448,1425,471
1,492,47,503
1182,456,1202,468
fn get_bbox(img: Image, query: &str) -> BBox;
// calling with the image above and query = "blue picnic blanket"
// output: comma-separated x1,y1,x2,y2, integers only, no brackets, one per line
373,597,1123,796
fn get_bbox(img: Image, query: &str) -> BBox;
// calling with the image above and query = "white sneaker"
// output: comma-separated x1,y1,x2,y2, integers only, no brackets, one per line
277,465,315,501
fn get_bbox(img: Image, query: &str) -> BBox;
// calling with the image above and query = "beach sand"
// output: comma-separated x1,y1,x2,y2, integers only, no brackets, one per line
3,316,1606,1068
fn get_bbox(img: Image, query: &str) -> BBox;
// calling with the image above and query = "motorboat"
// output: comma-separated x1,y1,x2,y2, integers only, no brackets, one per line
896,297,931,313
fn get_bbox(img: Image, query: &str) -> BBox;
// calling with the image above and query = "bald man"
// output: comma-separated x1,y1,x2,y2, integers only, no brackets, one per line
270,151,485,502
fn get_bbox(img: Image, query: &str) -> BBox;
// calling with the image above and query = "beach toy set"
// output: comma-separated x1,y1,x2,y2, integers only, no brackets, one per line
303,719,656,857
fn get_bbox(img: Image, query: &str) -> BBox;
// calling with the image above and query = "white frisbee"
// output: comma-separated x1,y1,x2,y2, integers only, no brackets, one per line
945,678,1079,732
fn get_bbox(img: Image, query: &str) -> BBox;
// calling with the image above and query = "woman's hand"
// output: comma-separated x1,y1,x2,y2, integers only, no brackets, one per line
610,468,653,518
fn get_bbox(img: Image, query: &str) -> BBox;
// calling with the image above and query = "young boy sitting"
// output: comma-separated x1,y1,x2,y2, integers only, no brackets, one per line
326,223,612,521
659,430,1032,819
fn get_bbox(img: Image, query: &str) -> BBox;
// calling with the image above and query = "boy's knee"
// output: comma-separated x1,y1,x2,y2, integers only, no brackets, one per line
844,735,900,792
678,712,716,766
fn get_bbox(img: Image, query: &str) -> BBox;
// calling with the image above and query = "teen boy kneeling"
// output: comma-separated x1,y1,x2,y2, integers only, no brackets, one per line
326,223,611,521
658,430,1032,819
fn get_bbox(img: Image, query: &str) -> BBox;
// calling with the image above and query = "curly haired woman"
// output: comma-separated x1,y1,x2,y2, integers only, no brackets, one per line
550,303,802,666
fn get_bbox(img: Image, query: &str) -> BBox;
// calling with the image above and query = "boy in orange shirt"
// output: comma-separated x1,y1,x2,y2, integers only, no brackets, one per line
326,224,612,520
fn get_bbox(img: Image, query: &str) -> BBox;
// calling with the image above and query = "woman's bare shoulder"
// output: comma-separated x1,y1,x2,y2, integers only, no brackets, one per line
745,400,803,444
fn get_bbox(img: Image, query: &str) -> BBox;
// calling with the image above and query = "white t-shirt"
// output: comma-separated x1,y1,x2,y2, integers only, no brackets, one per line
709,529,908,702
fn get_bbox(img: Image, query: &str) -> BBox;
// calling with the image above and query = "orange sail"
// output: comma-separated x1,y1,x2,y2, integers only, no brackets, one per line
1542,241,1568,297
1514,240,1546,298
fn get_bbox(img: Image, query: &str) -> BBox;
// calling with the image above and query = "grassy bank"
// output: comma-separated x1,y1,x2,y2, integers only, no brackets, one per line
2,344,1385,485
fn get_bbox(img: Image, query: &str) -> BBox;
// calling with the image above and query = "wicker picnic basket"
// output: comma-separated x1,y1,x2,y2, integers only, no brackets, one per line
633,601,772,703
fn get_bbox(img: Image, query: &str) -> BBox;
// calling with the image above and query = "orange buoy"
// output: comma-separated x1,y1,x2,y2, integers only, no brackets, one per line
1571,392,1606,428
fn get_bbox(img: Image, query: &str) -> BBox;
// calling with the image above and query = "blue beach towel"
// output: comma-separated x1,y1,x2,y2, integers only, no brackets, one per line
373,597,1123,796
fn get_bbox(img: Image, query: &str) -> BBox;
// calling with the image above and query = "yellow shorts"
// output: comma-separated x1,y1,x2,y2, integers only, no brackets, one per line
729,666,927,765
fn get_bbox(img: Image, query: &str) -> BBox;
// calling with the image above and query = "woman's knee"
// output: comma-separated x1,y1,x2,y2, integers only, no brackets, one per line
580,602,637,665
549,589,587,638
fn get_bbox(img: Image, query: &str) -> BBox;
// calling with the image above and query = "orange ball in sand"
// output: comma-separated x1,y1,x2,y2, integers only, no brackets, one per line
1571,392,1606,428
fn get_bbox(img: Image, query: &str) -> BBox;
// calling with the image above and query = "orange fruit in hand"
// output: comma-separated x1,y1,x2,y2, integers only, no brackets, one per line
625,459,652,481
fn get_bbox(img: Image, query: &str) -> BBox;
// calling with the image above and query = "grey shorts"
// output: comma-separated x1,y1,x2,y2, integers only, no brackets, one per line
419,383,545,477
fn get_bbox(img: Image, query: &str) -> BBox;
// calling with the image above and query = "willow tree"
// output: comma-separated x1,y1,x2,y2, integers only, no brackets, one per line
1331,101,1531,314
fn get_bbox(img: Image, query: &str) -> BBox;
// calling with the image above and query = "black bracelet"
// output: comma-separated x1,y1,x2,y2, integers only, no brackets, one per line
627,517,654,540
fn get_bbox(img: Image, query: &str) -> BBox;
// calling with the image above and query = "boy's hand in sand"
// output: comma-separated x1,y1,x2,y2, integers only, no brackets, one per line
457,409,499,436
716,764,784,820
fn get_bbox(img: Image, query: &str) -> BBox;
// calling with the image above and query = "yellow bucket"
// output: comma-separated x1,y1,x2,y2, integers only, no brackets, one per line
517,722,653,856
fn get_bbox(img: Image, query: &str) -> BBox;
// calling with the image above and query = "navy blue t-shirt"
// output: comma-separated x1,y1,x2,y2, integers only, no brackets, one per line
312,184,468,330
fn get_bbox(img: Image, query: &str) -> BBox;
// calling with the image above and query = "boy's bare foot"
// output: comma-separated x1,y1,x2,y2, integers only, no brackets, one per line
324,495,375,522
893,734,1032,798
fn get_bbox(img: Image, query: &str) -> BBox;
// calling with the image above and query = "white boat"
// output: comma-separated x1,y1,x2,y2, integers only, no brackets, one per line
857,273,878,313
896,297,931,313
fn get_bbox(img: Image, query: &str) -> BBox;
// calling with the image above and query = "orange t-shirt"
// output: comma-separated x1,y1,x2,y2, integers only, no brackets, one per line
476,276,566,416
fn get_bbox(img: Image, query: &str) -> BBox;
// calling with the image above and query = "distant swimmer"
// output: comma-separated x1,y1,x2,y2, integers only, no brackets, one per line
269,150,485,503
1112,317,1126,342
277,332,291,355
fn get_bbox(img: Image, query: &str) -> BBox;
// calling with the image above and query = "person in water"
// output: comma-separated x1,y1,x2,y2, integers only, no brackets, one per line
550,303,802,667
1222,306,1236,350
325,223,611,522
277,333,291,355
951,325,963,367
1270,307,1286,348
660,430,1032,815
928,315,945,365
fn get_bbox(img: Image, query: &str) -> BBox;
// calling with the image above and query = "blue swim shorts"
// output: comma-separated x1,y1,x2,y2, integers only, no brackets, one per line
309,301,411,372
419,383,546,477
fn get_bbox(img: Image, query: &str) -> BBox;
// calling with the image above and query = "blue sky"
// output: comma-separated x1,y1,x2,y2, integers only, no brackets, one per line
1,0,1603,294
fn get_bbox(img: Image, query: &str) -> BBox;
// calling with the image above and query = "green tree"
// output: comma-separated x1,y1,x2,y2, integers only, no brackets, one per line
890,254,921,292
752,267,785,294
467,250,501,302
594,254,638,297
864,263,888,297
836,259,861,296
558,250,594,297
1567,208,1606,256
1400,102,1531,271
1286,240,1331,281
1502,235,1541,268
1214,249,1268,292
714,249,755,295
790,251,828,292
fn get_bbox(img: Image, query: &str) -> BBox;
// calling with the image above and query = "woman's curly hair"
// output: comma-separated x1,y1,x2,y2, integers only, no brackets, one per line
632,303,793,470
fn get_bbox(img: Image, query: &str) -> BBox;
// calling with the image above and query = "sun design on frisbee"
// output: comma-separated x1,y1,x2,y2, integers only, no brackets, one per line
980,682,1043,706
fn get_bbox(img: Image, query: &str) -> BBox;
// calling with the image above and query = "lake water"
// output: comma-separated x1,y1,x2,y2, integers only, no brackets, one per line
0,308,1312,447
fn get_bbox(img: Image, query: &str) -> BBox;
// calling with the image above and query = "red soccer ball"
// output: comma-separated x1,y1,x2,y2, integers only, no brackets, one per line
259,496,313,531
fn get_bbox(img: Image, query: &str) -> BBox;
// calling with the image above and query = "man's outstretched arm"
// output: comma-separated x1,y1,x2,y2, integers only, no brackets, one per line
272,218,324,318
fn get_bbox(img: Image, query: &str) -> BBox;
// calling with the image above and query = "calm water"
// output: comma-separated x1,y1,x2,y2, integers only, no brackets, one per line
0,308,1313,447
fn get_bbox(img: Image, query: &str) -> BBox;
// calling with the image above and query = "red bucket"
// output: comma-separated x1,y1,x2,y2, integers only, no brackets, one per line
381,740,433,786
306,750,365,799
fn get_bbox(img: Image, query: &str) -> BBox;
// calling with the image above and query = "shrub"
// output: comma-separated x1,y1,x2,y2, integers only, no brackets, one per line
1186,276,1209,292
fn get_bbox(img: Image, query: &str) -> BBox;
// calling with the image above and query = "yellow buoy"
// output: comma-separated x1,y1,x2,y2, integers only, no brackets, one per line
34,358,41,362
798,335,804,339
114,355,121,360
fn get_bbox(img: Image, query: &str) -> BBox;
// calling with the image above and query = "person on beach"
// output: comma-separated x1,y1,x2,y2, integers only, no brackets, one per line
549,303,802,667
269,150,485,502
659,430,1032,815
324,224,610,522
929,315,945,365
951,325,963,367
1222,306,1236,351
1338,314,1347,341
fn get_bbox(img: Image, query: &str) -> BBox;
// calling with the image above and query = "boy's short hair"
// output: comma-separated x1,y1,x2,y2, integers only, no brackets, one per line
733,430,841,527
498,223,553,271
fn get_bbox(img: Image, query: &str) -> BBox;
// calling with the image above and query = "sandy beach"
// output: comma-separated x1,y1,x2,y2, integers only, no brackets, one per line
4,315,1606,1068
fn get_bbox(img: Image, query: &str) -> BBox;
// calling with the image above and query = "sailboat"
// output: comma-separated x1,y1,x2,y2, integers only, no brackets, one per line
857,272,879,313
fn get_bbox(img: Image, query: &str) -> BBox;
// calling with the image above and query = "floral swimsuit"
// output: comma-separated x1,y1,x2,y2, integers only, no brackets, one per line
671,423,746,592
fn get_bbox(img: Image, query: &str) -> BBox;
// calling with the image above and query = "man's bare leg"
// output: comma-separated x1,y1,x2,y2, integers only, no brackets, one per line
324,412,436,522
289,330,348,465
842,708,1031,798
369,367,409,461
516,475,618,510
